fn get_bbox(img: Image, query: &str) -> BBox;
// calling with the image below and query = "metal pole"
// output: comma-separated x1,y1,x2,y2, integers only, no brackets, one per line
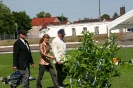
99,0,101,21
62,13,63,24
15,23,18,39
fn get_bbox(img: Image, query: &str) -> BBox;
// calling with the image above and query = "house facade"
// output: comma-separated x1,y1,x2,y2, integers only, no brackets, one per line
28,17,70,38
39,21,125,38
27,17,60,38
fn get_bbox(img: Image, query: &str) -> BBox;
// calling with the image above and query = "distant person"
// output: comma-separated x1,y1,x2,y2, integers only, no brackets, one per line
51,29,67,87
12,30,35,88
36,34,62,88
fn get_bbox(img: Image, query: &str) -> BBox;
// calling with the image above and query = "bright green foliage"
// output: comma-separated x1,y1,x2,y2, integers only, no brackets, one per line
0,2,16,34
63,31,120,88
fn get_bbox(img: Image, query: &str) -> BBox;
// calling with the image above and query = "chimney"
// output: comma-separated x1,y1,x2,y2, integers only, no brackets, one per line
120,6,125,16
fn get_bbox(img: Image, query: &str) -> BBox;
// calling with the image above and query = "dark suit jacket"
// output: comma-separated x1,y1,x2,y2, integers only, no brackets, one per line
13,38,34,70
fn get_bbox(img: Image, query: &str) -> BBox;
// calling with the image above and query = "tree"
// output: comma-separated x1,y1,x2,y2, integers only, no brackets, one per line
83,18,89,20
12,11,32,31
45,13,51,17
101,14,110,19
0,2,16,34
36,11,51,18
113,12,119,19
36,11,45,18
57,16,68,22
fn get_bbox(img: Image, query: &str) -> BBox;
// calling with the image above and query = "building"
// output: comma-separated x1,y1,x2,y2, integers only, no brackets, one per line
39,8,133,38
28,17,70,38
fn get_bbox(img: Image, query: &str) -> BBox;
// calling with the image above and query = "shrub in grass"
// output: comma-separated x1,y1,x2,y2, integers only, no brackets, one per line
63,31,120,88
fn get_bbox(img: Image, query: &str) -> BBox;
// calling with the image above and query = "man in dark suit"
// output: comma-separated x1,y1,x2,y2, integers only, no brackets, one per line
12,30,35,88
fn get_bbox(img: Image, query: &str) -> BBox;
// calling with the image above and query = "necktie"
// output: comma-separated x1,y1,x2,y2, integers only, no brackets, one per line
24,40,29,51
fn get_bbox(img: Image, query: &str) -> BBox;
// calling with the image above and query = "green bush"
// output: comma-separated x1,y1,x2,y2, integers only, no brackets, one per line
63,31,120,88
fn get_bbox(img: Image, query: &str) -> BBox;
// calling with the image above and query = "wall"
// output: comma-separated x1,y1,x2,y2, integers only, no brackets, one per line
28,26,41,38
39,22,120,38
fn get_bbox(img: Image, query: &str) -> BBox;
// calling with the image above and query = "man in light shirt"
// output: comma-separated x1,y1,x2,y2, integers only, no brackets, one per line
51,29,66,87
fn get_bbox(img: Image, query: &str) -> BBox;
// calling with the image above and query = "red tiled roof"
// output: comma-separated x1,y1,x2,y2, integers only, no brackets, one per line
31,17,57,26
31,17,69,31
62,21,68,24
44,17,57,23
73,21,79,24
72,18,116,24
31,18,45,26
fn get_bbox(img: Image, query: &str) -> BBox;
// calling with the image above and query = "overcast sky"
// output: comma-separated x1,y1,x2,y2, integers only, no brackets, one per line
2,0,133,22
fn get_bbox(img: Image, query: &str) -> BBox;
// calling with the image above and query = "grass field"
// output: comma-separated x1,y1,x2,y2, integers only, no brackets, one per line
0,48,133,88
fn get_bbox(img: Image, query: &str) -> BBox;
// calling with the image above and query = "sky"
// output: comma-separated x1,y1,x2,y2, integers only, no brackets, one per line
2,0,133,22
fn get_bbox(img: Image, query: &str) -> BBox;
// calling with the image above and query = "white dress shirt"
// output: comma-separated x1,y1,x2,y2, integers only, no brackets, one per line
51,36,66,63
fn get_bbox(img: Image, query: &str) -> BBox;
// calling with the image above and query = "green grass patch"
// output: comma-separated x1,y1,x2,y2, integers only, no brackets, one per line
0,48,133,88
0,52,54,88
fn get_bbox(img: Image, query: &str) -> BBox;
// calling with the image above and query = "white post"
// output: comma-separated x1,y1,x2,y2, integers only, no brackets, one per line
124,27,128,61
107,26,110,38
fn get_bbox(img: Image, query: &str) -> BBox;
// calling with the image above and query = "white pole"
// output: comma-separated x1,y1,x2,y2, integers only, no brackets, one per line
124,27,128,61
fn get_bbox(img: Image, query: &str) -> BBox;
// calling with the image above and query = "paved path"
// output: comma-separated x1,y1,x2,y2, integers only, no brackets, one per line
0,42,81,54
0,42,133,54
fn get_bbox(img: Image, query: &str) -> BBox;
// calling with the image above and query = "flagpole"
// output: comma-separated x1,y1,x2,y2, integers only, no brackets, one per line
99,0,101,21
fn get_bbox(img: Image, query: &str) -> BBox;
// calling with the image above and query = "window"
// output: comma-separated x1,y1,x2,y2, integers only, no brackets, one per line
72,28,76,36
95,26,99,34
83,27,87,31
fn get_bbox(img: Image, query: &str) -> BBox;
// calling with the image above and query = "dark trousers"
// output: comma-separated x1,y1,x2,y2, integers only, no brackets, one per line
55,63,67,86
19,66,30,88
36,64,59,88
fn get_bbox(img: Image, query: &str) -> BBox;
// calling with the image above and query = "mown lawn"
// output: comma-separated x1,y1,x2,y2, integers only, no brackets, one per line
0,52,54,88
0,48,133,88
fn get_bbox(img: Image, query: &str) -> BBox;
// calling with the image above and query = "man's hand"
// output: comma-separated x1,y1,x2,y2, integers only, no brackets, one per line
31,64,35,68
57,61,62,65
13,66,17,71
